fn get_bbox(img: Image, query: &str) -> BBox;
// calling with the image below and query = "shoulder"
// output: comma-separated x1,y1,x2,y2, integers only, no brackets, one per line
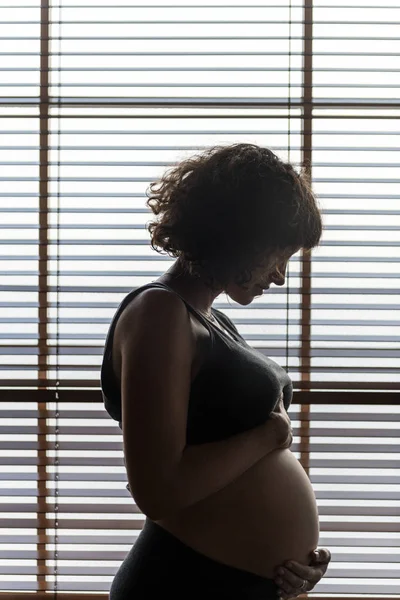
121,285,187,323
114,285,193,354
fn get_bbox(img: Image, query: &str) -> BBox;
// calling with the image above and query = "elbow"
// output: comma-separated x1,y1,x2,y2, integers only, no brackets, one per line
136,501,163,522
143,507,169,522
127,480,178,522
135,498,175,522
128,489,162,521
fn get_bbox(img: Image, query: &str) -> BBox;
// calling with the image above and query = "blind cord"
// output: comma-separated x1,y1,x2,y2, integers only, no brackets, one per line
285,0,292,375
54,0,62,597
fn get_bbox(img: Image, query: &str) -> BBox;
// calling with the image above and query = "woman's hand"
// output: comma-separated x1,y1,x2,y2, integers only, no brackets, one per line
274,548,332,599
268,395,293,450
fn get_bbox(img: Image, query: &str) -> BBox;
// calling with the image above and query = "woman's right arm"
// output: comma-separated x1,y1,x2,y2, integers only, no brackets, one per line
119,287,282,521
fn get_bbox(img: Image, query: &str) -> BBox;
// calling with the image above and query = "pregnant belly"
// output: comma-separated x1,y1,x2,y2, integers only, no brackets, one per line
156,448,320,578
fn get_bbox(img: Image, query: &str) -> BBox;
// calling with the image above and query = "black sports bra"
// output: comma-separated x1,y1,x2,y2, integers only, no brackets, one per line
100,282,293,445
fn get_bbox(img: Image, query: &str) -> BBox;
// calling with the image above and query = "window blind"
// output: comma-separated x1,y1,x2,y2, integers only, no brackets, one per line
1,0,399,598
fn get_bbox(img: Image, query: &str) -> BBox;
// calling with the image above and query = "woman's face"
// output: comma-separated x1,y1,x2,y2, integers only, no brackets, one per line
225,246,301,305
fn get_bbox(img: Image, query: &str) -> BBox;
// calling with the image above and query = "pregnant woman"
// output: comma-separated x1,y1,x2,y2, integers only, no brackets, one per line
101,143,331,598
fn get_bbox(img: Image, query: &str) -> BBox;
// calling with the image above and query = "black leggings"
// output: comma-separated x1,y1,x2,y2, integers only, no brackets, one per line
109,518,280,599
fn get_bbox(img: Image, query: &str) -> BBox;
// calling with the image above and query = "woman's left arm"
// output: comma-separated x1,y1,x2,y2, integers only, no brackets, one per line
274,548,332,600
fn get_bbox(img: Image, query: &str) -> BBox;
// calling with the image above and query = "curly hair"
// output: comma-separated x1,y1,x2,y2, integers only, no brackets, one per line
145,143,323,291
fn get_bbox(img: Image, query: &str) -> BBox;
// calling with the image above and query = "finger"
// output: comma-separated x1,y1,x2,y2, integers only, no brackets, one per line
278,580,310,599
277,588,293,600
275,567,307,591
278,591,299,600
284,561,318,583
276,578,290,594
277,577,302,597
319,548,332,563
311,548,332,565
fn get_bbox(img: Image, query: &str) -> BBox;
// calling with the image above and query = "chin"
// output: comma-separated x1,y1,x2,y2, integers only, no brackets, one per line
229,290,258,305
241,297,255,305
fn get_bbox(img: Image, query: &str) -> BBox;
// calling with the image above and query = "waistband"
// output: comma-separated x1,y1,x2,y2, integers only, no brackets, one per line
140,518,279,596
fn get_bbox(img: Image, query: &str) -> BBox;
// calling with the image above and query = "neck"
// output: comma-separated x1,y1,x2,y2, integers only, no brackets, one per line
157,258,222,317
